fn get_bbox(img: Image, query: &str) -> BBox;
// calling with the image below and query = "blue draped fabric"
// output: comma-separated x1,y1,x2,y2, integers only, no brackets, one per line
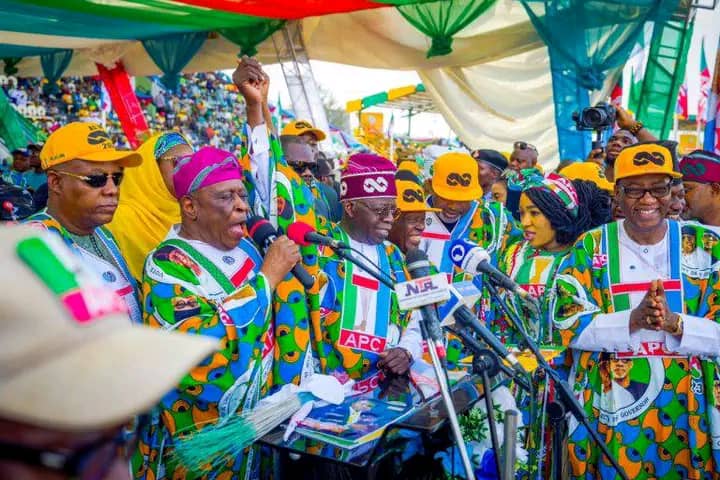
520,0,678,160
40,49,73,95
142,32,206,91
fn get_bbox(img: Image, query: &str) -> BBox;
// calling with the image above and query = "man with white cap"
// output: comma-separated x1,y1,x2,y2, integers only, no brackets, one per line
24,122,143,323
0,226,216,480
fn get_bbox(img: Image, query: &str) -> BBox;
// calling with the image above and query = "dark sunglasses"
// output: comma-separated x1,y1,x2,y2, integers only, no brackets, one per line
513,141,538,152
290,162,319,176
54,170,124,188
0,432,135,480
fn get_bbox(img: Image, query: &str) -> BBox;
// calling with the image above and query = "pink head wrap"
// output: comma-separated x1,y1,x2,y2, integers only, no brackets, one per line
340,153,397,201
172,147,243,199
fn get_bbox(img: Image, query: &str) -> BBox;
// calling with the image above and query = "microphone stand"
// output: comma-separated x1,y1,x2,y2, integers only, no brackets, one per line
330,244,475,478
419,320,476,480
484,281,629,480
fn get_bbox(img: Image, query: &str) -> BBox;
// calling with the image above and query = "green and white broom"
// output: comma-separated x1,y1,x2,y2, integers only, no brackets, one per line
172,374,345,473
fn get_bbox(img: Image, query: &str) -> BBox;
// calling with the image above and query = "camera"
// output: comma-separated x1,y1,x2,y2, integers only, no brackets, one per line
573,102,616,131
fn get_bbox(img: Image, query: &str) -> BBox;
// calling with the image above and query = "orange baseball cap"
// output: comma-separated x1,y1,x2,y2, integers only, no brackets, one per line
614,142,681,182
431,152,483,201
40,122,142,170
281,120,327,141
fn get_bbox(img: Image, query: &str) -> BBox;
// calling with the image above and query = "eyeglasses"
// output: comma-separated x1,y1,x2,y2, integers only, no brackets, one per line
513,141,538,152
618,183,671,199
290,162,319,177
0,432,135,480
53,170,124,188
356,201,398,219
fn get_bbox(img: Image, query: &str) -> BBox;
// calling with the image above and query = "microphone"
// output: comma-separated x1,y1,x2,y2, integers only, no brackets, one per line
287,222,349,250
404,249,447,365
449,239,534,301
246,216,315,290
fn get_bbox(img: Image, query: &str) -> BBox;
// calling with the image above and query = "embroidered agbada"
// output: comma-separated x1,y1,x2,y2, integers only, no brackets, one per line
132,227,273,480
23,209,141,323
552,220,720,479
315,223,418,394
238,123,322,388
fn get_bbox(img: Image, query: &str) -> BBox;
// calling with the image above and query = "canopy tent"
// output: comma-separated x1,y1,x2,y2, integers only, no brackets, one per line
0,0,664,166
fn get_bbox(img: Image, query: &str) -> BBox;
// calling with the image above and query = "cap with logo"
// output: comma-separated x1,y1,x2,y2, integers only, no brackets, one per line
340,153,397,201
0,226,217,430
613,142,681,182
431,152,483,201
679,150,720,184
559,161,614,192
396,162,440,213
40,122,142,170
281,120,327,141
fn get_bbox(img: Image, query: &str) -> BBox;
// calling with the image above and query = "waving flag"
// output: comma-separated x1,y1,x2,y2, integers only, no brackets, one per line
699,40,711,129
676,82,688,120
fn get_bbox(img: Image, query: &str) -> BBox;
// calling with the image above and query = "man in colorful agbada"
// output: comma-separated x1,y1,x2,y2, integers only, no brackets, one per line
552,141,720,479
233,58,322,389
24,122,143,323
132,147,301,479
314,153,423,394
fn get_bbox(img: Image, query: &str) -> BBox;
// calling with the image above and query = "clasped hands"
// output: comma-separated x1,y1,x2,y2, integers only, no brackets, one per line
629,279,682,336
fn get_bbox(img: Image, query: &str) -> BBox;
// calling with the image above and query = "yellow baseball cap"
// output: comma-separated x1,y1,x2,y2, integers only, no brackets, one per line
614,142,681,182
431,152,483,201
396,167,440,213
281,120,327,141
40,122,142,170
560,161,614,192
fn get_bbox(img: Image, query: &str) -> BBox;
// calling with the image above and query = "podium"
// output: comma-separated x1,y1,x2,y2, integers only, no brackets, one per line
260,372,507,480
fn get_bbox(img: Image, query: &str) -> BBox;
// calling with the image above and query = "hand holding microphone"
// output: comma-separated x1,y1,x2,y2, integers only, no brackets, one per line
246,216,313,290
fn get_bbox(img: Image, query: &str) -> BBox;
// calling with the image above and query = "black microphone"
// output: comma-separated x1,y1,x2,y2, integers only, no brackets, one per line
450,301,527,375
287,221,349,249
246,216,315,290
405,248,447,365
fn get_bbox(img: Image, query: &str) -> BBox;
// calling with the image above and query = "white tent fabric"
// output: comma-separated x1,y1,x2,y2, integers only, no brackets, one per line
6,1,598,166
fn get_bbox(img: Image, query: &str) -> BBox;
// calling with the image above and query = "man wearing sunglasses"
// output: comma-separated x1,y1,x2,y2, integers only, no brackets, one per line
315,153,422,393
509,141,539,171
280,134,341,223
553,141,720,478
0,226,217,480
24,122,143,323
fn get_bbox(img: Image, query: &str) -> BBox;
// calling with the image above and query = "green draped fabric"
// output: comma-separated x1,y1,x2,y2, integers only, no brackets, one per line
397,0,497,58
519,0,678,160
221,20,286,57
40,49,73,95
0,88,46,151
142,32,207,91
2,57,21,75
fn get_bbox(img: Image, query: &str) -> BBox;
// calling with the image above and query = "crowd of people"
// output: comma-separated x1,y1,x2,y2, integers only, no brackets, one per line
2,55,720,480
2,71,252,155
